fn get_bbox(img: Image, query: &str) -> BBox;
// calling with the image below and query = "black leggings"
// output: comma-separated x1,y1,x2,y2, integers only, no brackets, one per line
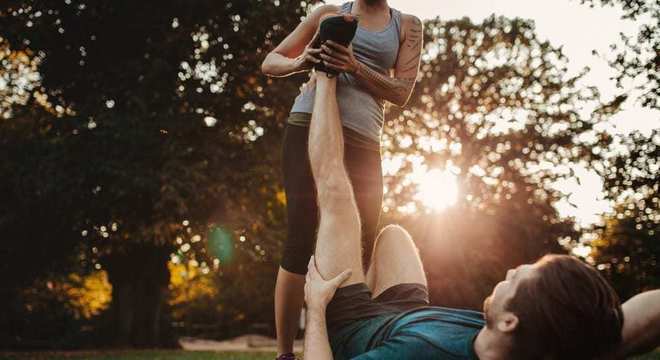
281,124,383,275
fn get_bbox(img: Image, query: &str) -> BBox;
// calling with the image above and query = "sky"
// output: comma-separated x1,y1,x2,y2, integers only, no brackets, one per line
326,0,659,227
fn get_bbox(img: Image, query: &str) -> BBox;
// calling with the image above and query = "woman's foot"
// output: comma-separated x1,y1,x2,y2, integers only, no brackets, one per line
312,14,358,77
275,353,297,360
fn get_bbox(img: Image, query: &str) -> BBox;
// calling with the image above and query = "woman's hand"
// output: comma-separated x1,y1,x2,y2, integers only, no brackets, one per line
293,34,323,72
319,40,361,74
304,256,352,312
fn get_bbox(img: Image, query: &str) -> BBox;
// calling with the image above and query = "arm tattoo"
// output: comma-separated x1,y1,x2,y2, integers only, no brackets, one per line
355,17,423,106
356,64,415,107
353,16,421,107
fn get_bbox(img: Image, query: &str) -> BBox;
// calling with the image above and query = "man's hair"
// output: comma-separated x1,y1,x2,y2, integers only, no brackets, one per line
507,254,623,359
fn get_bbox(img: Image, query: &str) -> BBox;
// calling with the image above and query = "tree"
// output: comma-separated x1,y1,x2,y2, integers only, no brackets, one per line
0,0,311,346
581,0,659,108
590,129,659,300
380,16,615,309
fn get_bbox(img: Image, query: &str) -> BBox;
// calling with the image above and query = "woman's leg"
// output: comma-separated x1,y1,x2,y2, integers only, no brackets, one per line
276,124,318,357
344,139,383,270
274,268,305,357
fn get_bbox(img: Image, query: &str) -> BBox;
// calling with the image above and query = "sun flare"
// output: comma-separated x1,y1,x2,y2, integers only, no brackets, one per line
414,169,459,211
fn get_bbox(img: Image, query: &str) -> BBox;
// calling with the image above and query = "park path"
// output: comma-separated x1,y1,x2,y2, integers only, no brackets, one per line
179,335,303,352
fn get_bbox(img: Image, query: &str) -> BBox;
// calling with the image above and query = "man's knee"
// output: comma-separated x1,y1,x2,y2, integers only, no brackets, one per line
375,224,414,249
368,224,427,294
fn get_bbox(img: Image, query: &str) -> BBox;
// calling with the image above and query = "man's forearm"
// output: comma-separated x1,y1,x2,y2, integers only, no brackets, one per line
354,63,415,107
303,308,334,360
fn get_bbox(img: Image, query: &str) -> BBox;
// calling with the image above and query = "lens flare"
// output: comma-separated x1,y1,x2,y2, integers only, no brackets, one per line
208,226,234,263
414,169,458,211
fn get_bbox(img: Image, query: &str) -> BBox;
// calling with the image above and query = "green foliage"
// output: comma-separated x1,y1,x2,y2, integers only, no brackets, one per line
591,130,659,299
0,0,310,346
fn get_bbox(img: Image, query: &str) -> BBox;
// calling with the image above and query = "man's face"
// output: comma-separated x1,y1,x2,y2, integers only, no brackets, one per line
483,264,537,328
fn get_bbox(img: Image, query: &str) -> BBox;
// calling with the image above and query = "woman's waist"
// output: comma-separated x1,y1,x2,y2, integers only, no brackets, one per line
286,113,380,151
291,82,384,114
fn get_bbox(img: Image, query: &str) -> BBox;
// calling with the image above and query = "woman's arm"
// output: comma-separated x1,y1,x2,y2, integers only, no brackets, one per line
261,5,338,77
319,14,423,107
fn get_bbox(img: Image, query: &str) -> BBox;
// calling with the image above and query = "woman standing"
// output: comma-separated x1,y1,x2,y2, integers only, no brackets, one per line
261,1,423,359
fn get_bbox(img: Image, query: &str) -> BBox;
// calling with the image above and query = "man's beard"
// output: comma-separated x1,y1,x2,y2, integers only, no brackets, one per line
363,0,385,6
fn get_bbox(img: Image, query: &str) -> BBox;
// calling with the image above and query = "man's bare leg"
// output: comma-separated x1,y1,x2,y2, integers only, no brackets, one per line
308,73,365,285
366,224,427,298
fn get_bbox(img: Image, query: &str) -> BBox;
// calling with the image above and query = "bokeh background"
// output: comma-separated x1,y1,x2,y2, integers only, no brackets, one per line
0,0,657,352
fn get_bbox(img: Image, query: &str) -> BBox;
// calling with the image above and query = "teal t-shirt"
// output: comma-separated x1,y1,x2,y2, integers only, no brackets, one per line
330,306,485,360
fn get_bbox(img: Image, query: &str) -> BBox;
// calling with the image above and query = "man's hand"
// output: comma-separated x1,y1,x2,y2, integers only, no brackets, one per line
304,256,352,312
319,40,361,74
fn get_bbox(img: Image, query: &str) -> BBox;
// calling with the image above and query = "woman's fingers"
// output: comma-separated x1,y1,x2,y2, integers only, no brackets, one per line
323,61,344,72
306,54,321,63
324,41,349,54
320,53,344,65
305,48,322,63
320,53,350,70
322,44,348,58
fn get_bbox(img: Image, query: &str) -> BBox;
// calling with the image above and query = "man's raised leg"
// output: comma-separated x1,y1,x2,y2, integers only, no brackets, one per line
308,73,364,286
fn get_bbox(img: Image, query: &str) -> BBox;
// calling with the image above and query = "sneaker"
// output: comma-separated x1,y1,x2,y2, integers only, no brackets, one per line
276,353,297,360
312,14,358,77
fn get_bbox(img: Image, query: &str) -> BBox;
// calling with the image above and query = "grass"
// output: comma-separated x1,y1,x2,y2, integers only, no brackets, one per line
0,351,276,360
1,350,658,359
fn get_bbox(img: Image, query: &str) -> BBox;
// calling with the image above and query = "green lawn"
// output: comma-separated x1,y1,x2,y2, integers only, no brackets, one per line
0,351,274,360
1,350,658,360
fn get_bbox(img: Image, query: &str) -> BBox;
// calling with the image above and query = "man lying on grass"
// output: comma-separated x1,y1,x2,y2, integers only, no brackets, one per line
301,68,660,359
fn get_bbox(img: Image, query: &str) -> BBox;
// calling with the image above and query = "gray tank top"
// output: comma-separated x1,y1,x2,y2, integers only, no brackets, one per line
289,1,402,143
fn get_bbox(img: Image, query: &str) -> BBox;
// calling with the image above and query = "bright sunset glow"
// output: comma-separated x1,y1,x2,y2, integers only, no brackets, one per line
413,169,459,211
325,0,659,226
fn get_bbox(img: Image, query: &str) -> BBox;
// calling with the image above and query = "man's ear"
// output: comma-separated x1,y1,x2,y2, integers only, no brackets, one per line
497,312,519,333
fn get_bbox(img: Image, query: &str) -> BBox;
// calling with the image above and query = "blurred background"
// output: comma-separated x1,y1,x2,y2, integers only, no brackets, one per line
0,0,657,352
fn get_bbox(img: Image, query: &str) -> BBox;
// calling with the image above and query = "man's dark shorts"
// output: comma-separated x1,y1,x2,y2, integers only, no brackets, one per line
326,282,429,335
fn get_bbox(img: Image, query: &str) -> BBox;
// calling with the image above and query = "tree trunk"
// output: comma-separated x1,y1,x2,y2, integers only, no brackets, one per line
103,243,171,347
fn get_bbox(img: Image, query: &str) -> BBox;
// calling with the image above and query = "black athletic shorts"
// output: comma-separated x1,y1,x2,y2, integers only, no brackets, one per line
326,282,430,334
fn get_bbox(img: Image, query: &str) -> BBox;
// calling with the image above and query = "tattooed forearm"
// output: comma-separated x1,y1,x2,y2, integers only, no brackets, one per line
352,16,422,107
355,64,415,107
350,15,422,107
